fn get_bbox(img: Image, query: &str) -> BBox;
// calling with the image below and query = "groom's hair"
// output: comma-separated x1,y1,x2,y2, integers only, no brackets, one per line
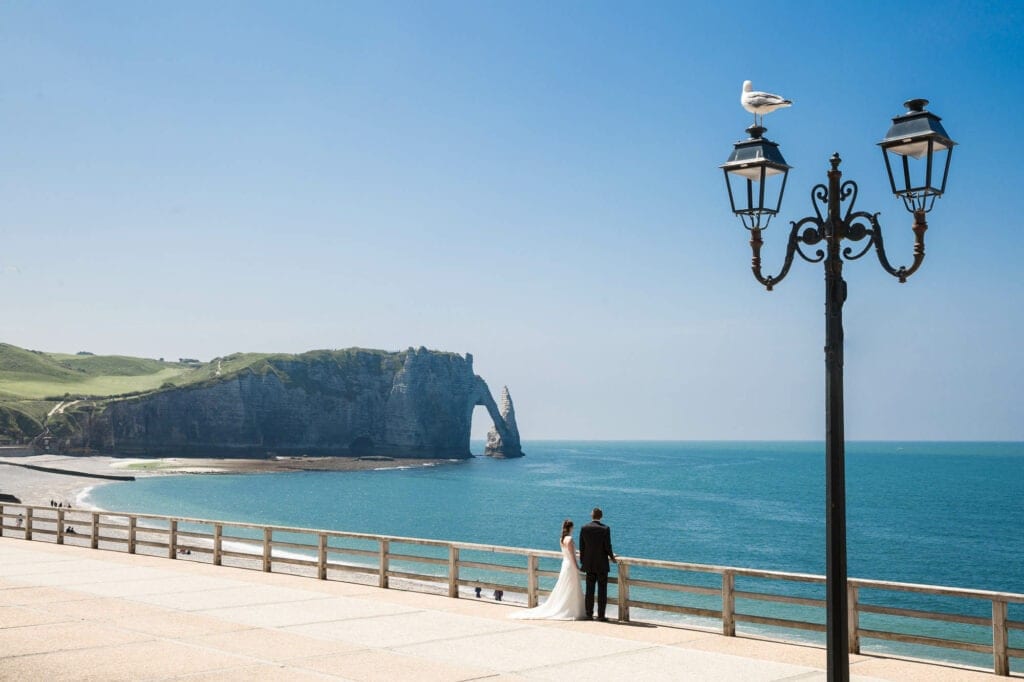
592,507,603,520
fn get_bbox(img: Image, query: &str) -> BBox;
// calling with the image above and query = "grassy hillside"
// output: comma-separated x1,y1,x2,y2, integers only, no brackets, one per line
0,344,436,402
171,352,275,388
0,343,220,442
0,344,204,400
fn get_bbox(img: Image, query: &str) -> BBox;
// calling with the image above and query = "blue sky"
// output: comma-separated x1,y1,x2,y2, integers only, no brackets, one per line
1,1,1021,440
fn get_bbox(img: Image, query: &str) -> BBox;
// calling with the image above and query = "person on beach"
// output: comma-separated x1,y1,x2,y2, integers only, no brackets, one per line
510,519,586,620
579,507,616,621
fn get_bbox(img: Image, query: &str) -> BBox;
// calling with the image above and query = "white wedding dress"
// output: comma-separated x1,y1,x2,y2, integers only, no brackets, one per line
510,535,586,620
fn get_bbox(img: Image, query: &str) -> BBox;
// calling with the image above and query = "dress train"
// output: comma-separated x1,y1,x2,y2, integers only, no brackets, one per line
509,535,586,620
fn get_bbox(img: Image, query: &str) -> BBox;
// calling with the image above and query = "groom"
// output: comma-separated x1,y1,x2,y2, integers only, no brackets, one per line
579,507,616,621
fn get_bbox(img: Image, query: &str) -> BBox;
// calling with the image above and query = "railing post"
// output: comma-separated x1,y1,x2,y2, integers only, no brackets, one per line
379,539,389,588
25,507,33,540
168,519,178,559
90,512,98,549
722,570,736,636
57,508,65,544
0,504,4,536
848,583,860,654
993,599,1009,676
527,554,539,608
262,527,272,572
448,545,459,598
128,516,137,553
213,524,222,565
318,533,327,580
617,562,630,623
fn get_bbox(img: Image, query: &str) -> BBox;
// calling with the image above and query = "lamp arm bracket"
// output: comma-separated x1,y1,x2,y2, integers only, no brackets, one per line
868,211,928,283
750,218,821,291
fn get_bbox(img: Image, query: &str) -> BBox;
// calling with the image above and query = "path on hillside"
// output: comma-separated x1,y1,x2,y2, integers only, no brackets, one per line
45,400,80,418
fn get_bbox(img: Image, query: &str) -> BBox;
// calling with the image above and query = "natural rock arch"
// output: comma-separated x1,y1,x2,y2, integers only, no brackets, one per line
469,377,523,458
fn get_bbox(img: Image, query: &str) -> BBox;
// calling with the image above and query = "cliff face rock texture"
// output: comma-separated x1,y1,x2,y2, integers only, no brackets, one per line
485,386,522,458
53,348,523,459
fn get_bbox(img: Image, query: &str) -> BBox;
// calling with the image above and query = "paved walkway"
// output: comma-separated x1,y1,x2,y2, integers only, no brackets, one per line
0,538,1010,681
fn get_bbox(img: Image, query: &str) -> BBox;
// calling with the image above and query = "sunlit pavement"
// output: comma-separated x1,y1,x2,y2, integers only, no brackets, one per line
0,538,1009,681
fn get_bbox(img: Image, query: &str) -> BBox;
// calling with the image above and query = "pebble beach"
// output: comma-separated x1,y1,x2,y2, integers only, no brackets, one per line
0,451,453,509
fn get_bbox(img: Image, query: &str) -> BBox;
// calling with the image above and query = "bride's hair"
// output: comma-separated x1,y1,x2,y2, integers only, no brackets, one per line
561,519,573,540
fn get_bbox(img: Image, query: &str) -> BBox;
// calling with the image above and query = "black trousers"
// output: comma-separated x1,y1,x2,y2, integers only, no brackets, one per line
585,571,609,618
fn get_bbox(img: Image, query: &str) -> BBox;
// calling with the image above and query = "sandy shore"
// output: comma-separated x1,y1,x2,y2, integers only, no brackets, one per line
0,453,460,508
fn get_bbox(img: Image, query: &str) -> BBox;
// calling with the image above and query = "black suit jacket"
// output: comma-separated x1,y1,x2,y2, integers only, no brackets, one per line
579,520,614,574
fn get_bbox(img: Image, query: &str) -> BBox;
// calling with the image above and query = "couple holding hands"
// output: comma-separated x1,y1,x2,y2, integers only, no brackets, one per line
511,507,616,622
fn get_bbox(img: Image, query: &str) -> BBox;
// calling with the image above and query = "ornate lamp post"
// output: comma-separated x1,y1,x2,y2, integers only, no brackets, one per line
721,99,956,682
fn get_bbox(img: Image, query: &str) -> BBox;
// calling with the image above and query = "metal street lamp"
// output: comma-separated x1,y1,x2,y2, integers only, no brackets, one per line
722,125,791,230
880,98,956,215
720,99,956,682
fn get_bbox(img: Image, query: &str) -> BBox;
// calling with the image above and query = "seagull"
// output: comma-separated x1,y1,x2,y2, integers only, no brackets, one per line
741,80,792,127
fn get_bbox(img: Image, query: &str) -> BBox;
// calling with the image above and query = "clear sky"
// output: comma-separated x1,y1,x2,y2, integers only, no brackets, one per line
1,1,1021,441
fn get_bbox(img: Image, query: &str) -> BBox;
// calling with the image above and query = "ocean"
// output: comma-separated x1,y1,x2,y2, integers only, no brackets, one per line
86,440,1024,667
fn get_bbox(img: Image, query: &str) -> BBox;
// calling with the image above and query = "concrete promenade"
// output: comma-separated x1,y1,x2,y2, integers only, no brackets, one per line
0,538,1010,681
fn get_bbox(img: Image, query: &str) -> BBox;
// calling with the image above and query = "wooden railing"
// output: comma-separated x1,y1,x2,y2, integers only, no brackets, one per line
2,503,1021,675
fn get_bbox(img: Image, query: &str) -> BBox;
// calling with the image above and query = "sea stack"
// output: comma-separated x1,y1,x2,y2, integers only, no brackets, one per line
484,386,524,458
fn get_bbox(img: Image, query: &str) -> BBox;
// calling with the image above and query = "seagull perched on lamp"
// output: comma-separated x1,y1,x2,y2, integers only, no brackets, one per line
741,80,792,127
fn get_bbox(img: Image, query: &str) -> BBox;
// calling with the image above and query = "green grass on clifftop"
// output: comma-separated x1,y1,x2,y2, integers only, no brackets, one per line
0,344,203,400
0,345,431,401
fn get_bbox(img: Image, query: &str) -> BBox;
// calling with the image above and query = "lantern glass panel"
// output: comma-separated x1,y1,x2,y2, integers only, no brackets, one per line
885,136,951,159
727,163,787,181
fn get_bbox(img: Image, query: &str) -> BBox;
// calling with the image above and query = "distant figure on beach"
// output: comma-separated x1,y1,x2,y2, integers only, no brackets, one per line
579,507,616,621
510,519,586,620
16,514,23,528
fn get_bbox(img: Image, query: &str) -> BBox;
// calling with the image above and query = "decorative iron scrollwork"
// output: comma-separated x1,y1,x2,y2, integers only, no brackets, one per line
746,162,929,291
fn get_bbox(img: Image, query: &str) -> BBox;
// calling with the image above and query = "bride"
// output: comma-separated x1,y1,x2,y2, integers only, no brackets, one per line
510,519,586,620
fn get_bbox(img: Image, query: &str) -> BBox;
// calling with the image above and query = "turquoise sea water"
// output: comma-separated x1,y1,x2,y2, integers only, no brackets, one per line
88,440,1024,667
